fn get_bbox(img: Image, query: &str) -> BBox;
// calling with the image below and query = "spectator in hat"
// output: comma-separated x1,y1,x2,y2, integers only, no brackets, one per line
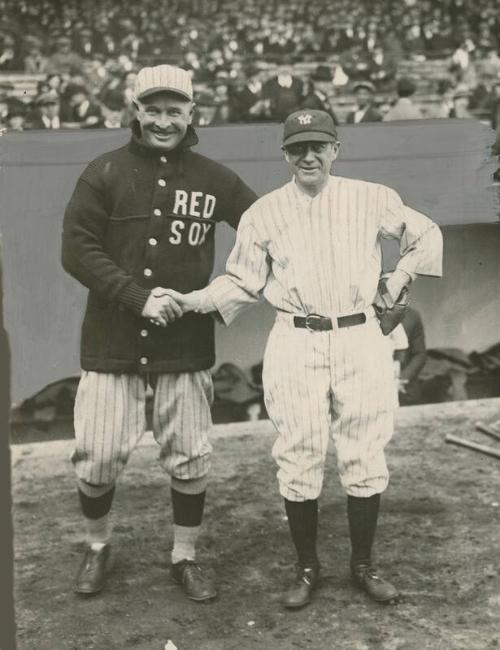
212,77,233,123
384,77,423,121
368,46,397,92
346,81,383,123
263,64,304,122
74,27,97,59
449,85,473,118
432,78,456,118
6,104,27,131
0,33,19,71
0,81,25,116
101,92,126,128
25,90,61,129
48,36,84,76
63,86,104,128
301,65,339,125
23,36,50,74
193,90,218,126
230,66,270,122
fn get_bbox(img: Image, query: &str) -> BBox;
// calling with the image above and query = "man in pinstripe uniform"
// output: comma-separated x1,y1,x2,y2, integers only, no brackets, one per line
61,65,257,599
169,109,443,609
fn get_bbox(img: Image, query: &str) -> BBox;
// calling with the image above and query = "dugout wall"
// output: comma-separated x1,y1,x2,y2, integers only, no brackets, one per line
0,120,498,403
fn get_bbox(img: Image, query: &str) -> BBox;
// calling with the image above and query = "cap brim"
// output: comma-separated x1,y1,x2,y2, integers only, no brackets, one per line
136,86,193,101
283,131,337,146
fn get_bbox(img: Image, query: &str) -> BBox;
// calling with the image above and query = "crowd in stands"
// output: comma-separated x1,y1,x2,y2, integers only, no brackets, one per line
0,0,500,141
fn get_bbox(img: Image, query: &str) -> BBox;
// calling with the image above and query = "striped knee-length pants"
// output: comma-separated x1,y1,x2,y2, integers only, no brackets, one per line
71,370,213,488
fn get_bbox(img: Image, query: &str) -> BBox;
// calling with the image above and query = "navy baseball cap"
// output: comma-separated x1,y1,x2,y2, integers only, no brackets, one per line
283,109,338,147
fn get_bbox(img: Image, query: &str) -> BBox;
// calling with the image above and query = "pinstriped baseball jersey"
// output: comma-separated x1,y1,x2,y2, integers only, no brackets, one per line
207,176,442,325
202,174,442,500
72,370,213,488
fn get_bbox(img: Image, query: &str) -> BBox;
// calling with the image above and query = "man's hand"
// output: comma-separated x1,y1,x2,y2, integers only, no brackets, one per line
141,288,183,327
163,289,216,315
374,270,412,312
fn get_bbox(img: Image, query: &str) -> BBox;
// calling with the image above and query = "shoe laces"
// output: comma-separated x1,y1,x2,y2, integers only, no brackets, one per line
181,560,204,580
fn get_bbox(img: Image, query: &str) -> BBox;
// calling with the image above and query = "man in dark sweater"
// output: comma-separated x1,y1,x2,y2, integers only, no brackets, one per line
62,64,257,601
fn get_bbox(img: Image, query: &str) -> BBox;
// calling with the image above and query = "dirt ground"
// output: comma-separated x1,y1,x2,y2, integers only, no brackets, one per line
11,398,500,650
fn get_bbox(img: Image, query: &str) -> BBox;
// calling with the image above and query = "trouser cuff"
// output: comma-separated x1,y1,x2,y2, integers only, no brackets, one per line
171,475,208,495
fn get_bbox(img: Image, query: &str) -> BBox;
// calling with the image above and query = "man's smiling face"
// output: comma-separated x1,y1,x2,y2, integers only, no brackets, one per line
135,91,194,150
284,141,339,194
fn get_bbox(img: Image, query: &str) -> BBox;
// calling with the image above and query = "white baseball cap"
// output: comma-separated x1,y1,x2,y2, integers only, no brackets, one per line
134,65,193,102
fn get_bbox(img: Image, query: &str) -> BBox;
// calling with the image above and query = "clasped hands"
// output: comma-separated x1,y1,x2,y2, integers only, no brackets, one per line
141,287,200,327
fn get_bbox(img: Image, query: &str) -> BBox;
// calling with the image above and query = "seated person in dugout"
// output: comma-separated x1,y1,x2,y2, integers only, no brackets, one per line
161,109,443,609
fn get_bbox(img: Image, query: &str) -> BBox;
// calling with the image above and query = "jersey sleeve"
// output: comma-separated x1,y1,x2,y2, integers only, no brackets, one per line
379,187,443,278
61,172,150,314
206,210,270,325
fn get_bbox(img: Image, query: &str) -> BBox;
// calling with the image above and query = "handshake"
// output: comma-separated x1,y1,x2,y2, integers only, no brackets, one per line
140,287,206,327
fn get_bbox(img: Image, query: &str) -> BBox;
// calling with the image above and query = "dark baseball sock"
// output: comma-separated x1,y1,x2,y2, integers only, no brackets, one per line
284,498,319,568
347,493,381,566
78,485,115,520
171,488,206,527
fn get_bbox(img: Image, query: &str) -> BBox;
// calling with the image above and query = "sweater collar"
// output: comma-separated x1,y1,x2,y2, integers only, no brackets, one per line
128,120,199,159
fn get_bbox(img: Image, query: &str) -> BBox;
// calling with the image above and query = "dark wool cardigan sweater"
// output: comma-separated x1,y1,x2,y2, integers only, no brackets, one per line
62,124,257,373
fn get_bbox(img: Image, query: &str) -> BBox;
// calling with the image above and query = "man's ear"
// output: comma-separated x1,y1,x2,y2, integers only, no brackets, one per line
281,146,290,163
188,102,196,124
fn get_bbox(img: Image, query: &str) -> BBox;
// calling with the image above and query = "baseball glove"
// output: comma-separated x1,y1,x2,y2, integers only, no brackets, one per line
373,277,410,335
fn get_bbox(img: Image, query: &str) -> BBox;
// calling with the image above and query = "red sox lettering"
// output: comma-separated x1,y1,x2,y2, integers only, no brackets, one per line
169,190,216,246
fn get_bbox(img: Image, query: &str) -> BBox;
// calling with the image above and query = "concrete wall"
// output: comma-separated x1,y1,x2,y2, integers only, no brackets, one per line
0,122,498,402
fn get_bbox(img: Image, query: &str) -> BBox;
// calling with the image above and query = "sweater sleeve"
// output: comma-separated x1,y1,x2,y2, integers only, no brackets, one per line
220,173,258,229
61,173,150,314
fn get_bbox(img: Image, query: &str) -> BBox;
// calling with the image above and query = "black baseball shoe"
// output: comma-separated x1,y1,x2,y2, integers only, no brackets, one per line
170,559,217,602
75,543,111,595
351,562,399,603
282,564,320,609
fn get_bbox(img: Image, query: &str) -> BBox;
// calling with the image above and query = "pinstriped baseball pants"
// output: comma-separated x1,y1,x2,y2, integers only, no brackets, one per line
263,314,395,501
71,370,213,488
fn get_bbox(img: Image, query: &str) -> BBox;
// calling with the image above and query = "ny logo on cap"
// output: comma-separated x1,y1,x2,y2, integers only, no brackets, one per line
297,113,312,125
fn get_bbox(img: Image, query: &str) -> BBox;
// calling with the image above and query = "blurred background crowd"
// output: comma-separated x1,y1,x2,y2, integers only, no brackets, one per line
0,0,500,144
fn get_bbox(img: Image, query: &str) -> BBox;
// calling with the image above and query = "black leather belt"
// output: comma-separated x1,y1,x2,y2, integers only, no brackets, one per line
293,312,366,331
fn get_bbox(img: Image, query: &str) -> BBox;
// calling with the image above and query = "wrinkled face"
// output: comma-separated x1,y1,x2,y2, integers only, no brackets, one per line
135,92,194,150
283,140,339,193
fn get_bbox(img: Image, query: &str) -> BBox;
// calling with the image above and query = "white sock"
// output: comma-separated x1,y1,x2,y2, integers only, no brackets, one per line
85,514,111,548
171,524,200,564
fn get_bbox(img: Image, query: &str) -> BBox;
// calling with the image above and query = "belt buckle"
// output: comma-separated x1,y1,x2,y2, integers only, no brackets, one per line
304,313,323,332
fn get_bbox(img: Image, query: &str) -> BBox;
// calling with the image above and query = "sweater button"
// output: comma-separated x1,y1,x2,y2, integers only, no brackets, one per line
140,329,148,337
148,237,158,246
160,155,167,163
158,179,166,187
153,208,161,216
143,268,153,277
139,356,148,365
